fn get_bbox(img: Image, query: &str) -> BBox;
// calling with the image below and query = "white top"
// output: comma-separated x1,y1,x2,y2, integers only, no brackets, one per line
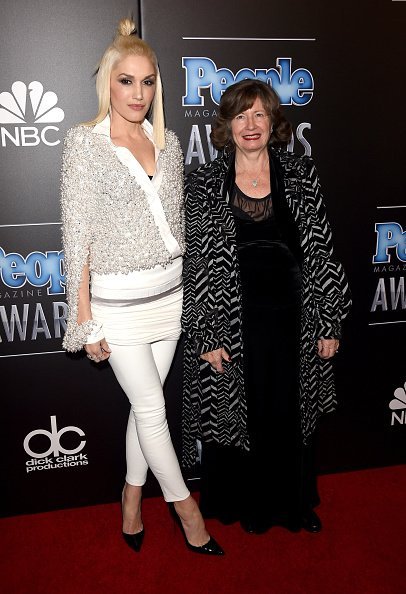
91,258,183,301
86,116,183,344
90,115,183,299
92,115,182,260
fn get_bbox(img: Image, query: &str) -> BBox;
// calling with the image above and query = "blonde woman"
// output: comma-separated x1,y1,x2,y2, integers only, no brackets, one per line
60,18,223,556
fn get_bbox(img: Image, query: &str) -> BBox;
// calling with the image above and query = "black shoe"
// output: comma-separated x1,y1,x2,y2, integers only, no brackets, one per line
185,535,225,555
301,509,322,533
121,484,144,551
240,518,255,534
240,517,269,535
168,503,225,555
122,529,145,552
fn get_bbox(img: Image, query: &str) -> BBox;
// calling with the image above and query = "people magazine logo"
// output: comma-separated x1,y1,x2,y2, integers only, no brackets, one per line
371,219,406,321
0,81,64,146
182,56,314,166
389,382,406,427
0,246,67,352
23,416,88,474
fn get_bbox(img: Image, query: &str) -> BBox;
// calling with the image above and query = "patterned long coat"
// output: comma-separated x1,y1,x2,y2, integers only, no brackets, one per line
181,146,351,468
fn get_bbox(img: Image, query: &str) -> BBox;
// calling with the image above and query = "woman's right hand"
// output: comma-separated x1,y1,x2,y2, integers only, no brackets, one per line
200,348,231,373
84,339,111,363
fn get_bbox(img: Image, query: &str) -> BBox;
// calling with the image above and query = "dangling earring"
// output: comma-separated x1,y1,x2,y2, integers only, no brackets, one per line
224,139,234,157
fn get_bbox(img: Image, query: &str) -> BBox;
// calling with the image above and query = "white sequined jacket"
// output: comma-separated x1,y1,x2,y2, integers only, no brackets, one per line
60,118,185,352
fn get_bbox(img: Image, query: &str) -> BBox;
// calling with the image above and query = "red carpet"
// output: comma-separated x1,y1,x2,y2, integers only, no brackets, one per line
1,465,405,594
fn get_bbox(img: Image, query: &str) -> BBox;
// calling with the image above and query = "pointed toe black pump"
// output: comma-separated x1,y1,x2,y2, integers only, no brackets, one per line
168,502,225,556
122,528,145,552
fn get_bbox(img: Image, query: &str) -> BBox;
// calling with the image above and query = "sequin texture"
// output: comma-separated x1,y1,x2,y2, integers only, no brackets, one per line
60,125,185,352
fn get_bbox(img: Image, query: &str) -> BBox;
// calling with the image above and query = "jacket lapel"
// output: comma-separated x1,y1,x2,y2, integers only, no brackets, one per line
270,147,303,266
204,148,303,263
207,154,236,239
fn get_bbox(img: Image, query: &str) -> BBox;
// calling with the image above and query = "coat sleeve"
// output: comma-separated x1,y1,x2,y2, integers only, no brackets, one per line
60,127,99,352
181,172,223,355
303,157,351,339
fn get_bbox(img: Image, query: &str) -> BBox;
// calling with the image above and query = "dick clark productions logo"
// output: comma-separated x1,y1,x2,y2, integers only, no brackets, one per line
0,81,65,146
23,415,88,474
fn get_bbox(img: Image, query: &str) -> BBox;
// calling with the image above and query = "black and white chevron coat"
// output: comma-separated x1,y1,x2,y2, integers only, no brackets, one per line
181,146,351,468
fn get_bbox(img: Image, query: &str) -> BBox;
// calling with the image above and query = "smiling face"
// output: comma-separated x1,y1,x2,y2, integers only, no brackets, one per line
109,54,156,124
230,96,272,154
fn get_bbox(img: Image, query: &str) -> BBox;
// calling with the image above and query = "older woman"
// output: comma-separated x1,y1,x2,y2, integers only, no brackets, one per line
182,79,351,534
60,17,223,555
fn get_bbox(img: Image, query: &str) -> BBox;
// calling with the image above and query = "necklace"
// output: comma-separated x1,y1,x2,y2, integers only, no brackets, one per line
237,157,268,188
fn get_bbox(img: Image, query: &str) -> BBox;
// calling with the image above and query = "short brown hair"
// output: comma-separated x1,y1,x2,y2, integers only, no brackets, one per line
210,79,292,150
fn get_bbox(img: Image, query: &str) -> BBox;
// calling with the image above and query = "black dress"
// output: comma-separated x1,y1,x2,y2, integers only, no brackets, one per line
199,184,319,532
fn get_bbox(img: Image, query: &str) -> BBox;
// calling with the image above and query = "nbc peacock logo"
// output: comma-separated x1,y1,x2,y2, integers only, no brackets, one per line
0,81,65,147
389,382,406,426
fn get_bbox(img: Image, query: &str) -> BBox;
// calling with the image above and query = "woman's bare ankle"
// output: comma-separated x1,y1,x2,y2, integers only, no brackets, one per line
122,483,143,534
173,497,209,546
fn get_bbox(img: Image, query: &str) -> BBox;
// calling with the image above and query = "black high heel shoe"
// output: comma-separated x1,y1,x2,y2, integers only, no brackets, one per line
168,502,224,555
121,485,144,552
301,509,322,533
122,529,145,552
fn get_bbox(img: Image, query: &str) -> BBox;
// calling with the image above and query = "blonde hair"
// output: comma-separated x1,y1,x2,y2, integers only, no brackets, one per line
84,17,165,149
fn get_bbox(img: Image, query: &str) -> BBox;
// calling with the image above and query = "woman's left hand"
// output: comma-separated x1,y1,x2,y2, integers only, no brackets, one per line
84,338,111,363
317,338,339,359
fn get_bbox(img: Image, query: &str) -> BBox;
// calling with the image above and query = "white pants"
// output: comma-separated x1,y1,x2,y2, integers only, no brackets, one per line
91,285,190,503
108,339,190,502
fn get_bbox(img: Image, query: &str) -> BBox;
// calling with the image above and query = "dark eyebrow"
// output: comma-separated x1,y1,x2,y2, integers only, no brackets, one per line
117,73,156,80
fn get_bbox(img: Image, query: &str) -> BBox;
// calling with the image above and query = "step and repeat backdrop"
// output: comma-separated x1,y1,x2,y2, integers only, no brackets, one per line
1,0,405,516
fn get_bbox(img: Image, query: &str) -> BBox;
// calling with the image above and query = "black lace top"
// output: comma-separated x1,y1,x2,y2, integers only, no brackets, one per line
231,185,302,309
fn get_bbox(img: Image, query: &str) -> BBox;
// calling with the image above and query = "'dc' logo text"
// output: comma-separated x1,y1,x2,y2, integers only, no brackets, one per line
23,415,86,458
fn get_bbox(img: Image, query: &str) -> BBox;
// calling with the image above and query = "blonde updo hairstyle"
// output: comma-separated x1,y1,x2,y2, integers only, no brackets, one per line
86,18,165,149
